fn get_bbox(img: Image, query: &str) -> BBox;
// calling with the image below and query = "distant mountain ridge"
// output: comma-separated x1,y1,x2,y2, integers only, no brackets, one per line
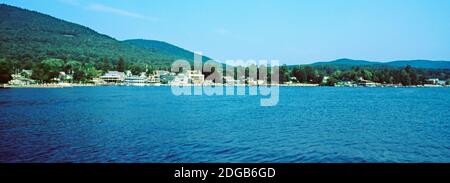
311,58,450,69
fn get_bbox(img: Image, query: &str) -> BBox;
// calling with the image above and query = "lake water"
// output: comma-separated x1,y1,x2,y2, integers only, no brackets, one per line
0,87,449,163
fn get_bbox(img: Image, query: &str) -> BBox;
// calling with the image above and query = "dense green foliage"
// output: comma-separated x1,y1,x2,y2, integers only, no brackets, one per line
124,39,214,63
281,64,450,86
0,59,13,83
27,58,100,83
31,58,64,82
291,65,323,83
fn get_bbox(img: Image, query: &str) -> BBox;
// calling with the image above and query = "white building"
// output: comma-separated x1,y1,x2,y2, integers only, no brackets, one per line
170,73,189,85
322,76,329,84
438,80,447,85
124,76,148,86
224,76,237,85
58,72,73,82
426,78,440,85
92,78,107,85
125,70,132,77
187,70,204,84
8,74,35,85
257,80,266,85
100,71,125,83
151,70,171,83
247,78,257,85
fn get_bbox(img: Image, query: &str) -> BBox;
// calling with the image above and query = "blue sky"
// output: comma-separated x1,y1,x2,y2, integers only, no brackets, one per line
2,0,450,64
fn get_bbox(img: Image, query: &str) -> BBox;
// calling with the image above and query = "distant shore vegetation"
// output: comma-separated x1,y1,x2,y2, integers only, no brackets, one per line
0,56,156,83
1,56,449,86
280,64,450,86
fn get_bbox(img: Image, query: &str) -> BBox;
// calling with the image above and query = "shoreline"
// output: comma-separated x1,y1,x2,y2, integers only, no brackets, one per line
1,83,449,89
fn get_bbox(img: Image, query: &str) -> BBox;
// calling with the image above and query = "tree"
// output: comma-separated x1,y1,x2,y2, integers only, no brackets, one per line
117,57,125,72
146,65,155,75
43,58,64,78
292,66,307,83
64,60,81,75
304,66,315,82
279,64,290,83
130,63,146,75
84,63,100,80
312,70,323,83
73,69,86,82
325,77,338,86
69,62,101,82
0,59,12,83
31,58,64,83
101,57,110,72
361,69,373,80
400,70,412,86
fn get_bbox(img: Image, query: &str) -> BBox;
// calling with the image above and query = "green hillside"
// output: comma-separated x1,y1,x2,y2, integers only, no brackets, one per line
124,39,214,63
0,4,209,69
312,58,380,67
311,58,450,69
386,60,450,69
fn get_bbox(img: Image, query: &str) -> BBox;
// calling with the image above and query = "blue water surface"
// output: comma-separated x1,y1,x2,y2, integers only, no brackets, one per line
0,87,449,162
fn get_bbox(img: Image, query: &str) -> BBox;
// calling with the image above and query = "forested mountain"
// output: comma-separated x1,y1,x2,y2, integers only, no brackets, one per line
311,58,450,69
311,59,380,67
385,60,450,69
124,39,214,63
0,4,211,70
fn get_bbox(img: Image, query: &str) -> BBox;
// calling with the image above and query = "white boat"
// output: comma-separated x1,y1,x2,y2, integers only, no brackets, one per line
124,76,149,86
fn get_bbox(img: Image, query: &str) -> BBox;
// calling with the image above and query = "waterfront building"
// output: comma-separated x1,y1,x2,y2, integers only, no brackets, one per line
154,70,176,84
58,72,73,82
187,70,204,84
257,80,266,85
8,74,36,86
21,70,33,77
151,70,171,83
170,73,189,85
203,79,215,85
92,78,107,85
237,76,246,84
322,76,329,84
358,79,380,87
426,78,446,86
125,70,132,77
426,78,440,85
147,74,158,83
155,70,170,77
100,71,125,83
336,81,356,87
247,78,257,85
161,74,176,84
438,80,447,85
289,77,298,83
224,76,245,85
224,76,237,85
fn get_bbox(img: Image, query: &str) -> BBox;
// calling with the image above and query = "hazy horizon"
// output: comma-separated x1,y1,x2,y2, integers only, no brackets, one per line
2,0,450,64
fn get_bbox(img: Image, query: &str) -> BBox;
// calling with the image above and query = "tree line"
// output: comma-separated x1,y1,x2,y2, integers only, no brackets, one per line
1,57,449,85
0,57,160,83
280,65,450,86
